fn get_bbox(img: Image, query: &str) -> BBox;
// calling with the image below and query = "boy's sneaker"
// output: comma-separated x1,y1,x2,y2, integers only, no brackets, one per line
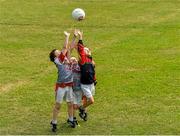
79,106,85,119
73,117,79,126
79,112,88,121
67,119,76,128
50,121,57,132
83,112,88,121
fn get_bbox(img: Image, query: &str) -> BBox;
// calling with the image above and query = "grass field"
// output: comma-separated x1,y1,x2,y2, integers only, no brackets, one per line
0,0,180,135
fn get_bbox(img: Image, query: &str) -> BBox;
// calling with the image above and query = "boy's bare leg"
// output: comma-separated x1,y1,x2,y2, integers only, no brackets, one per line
73,104,80,125
52,102,61,124
67,102,74,122
67,102,76,128
79,96,94,121
83,96,94,109
51,102,60,132
73,104,79,116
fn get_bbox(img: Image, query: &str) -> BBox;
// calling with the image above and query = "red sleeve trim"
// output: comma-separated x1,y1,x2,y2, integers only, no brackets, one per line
78,42,86,64
58,52,65,62
77,41,93,65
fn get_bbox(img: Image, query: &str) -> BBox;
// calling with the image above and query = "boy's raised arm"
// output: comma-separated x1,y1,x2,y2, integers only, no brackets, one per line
61,31,70,56
76,30,86,64
70,30,78,52
78,30,83,41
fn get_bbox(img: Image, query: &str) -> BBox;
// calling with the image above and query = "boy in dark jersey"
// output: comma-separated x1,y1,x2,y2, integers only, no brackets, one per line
72,30,96,121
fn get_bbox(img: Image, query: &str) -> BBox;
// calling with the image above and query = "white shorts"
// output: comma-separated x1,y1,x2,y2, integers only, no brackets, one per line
81,83,95,99
56,86,73,103
73,90,83,106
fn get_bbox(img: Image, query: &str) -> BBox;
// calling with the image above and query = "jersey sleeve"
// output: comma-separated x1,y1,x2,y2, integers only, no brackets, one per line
77,40,86,64
58,52,65,62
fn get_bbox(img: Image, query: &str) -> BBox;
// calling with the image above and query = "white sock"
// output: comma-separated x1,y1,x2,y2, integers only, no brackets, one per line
52,120,57,124
69,116,73,122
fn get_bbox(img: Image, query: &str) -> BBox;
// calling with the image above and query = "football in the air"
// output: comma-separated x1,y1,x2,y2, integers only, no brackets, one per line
72,8,85,21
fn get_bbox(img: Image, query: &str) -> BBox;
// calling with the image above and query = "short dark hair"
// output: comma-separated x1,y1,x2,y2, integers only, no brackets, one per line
49,49,57,62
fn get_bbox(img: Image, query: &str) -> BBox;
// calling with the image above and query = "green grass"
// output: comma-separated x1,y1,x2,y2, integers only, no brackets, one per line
0,0,180,134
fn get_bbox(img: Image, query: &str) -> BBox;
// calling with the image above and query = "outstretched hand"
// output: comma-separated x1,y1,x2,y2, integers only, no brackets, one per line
77,30,83,36
77,30,83,40
74,29,78,37
64,31,70,37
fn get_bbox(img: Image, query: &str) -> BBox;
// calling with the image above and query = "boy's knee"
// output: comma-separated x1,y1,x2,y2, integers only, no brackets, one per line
67,102,73,108
91,99,94,104
73,104,79,110
55,103,61,110
89,98,94,104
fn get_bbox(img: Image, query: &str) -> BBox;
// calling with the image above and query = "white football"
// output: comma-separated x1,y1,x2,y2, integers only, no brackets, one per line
72,8,85,21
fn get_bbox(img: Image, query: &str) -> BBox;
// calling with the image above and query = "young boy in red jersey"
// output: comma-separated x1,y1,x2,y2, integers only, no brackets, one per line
72,30,97,121
49,31,76,132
